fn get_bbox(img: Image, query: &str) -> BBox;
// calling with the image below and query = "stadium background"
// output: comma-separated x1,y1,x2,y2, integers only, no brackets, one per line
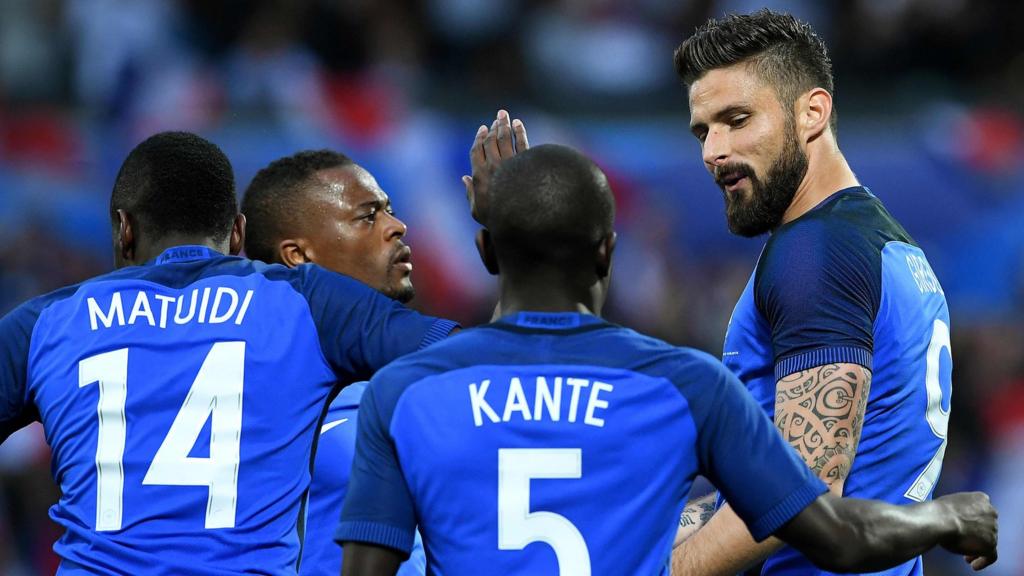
0,0,1021,574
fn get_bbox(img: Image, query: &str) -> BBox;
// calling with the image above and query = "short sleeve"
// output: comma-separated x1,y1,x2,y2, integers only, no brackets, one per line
0,302,41,441
335,378,417,555
755,218,879,381
300,264,458,380
685,355,827,541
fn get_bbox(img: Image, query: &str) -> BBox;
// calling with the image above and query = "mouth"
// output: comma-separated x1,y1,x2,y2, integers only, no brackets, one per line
717,171,749,195
391,246,413,273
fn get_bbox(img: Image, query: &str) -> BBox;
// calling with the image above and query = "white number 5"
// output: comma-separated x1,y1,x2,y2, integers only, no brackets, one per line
498,448,590,575
905,319,951,501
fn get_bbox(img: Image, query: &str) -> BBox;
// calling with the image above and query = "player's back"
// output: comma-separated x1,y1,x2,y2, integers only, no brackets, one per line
346,312,808,576
4,246,453,575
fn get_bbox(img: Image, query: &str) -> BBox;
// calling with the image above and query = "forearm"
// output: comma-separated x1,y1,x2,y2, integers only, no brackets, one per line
340,542,403,576
782,495,955,573
672,503,783,576
674,492,718,546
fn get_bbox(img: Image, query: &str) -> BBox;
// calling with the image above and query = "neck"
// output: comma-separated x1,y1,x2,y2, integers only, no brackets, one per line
497,270,602,318
781,140,859,225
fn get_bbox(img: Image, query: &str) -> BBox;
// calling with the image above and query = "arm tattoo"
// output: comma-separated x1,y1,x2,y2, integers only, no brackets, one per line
774,364,871,483
679,499,717,528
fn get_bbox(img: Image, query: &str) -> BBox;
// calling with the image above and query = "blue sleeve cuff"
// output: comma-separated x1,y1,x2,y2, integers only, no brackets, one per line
774,346,872,381
419,319,458,350
335,520,415,555
747,478,829,542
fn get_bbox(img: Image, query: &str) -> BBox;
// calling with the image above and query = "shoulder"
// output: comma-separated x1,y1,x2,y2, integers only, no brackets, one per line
760,188,910,277
756,189,893,310
3,281,86,334
597,326,733,394
369,328,482,387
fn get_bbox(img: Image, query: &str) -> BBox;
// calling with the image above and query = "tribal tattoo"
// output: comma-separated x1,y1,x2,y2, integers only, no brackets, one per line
679,496,717,528
774,364,871,483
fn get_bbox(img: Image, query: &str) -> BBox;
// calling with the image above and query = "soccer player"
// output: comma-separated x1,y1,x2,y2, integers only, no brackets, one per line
335,144,997,575
670,10,965,576
241,149,427,576
0,132,457,575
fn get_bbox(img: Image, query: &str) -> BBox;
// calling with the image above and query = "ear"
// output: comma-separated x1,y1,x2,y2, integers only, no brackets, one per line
596,232,616,279
798,87,832,143
475,228,499,276
229,213,246,256
117,209,135,264
278,239,312,268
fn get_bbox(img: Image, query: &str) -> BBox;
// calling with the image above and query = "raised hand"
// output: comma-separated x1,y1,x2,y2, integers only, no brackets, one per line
464,109,529,225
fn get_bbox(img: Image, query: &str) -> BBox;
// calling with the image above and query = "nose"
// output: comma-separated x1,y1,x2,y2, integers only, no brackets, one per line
384,211,408,240
702,128,730,168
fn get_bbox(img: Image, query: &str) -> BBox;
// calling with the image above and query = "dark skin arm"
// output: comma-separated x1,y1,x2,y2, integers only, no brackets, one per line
777,491,998,573
340,542,404,576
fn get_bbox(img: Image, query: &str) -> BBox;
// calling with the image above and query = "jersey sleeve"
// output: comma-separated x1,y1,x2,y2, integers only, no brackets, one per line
0,302,41,441
335,375,417,556
755,218,879,381
683,353,827,541
299,264,458,380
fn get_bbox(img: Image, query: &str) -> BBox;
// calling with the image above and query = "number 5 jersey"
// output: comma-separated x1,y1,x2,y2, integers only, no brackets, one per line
337,312,829,575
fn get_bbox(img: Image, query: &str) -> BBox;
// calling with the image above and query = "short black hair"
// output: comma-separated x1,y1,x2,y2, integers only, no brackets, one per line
110,131,237,242
487,144,614,272
674,9,837,131
241,150,354,263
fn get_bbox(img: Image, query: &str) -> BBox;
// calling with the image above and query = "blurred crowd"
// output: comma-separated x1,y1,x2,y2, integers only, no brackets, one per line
1,1,1022,574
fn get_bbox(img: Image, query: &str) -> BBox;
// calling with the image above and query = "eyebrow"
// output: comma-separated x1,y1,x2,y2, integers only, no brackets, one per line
356,199,386,210
690,104,753,134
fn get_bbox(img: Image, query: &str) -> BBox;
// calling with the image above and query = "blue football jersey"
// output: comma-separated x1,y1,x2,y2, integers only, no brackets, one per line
337,312,827,575
301,381,425,576
0,246,456,576
723,187,952,576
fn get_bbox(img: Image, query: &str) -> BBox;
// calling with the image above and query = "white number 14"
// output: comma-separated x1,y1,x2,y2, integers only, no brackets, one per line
78,342,245,531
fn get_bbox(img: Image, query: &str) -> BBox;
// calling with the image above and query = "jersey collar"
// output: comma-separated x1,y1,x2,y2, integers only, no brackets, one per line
496,311,607,331
150,245,223,266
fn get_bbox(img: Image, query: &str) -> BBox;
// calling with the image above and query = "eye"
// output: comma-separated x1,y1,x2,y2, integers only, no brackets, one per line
729,114,750,128
360,208,378,222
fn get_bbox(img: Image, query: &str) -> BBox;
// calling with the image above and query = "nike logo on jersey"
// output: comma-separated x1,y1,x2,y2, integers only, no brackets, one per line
320,419,349,434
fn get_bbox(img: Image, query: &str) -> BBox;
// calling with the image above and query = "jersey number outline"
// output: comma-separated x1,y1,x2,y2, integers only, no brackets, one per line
78,341,245,531
904,319,951,501
497,448,591,575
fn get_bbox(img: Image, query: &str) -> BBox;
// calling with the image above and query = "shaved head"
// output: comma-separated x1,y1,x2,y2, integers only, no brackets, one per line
487,144,615,274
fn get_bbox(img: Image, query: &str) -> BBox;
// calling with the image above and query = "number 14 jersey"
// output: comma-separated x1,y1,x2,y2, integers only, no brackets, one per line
0,246,456,575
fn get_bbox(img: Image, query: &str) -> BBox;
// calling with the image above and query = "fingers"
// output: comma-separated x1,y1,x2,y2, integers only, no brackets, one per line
969,555,995,571
512,118,529,151
483,116,501,167
495,110,515,158
470,125,488,170
462,175,474,203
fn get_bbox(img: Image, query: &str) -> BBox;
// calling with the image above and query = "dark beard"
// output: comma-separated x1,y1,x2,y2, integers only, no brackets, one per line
721,130,808,238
